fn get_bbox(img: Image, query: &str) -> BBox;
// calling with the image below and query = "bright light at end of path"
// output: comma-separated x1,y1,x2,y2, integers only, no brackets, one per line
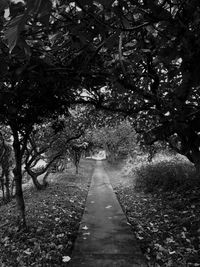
90,150,106,160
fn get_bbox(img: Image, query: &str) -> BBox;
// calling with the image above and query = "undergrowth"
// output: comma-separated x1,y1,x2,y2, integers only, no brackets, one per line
134,157,197,193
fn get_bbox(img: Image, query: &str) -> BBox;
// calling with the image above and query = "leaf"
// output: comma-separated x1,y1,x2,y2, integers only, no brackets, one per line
56,233,64,238
24,248,32,255
181,231,186,239
82,225,88,230
49,33,62,45
4,14,27,52
166,237,175,243
105,205,112,209
2,236,9,243
36,226,43,233
62,256,71,262
83,232,90,235
136,233,144,240
141,49,151,53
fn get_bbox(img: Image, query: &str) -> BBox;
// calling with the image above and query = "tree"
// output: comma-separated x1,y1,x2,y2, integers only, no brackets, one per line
0,61,73,227
68,141,88,174
47,108,92,174
24,124,62,190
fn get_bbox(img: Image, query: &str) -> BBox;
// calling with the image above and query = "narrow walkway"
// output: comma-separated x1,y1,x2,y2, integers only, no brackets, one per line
69,161,147,267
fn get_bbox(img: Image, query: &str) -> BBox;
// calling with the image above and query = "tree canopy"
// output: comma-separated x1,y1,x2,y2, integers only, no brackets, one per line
1,1,200,161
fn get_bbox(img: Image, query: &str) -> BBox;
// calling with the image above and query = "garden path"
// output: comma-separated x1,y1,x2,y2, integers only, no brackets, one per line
69,160,147,267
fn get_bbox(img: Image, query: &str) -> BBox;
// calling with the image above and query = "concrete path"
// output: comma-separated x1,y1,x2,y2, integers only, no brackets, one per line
69,161,147,267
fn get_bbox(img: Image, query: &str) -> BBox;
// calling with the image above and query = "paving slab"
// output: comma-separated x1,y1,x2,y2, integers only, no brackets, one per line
69,161,147,267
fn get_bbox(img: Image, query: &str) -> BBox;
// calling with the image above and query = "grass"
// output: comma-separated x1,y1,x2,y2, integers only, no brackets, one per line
0,159,95,267
107,153,200,267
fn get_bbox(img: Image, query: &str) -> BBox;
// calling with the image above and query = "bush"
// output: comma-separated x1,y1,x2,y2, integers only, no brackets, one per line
134,155,197,192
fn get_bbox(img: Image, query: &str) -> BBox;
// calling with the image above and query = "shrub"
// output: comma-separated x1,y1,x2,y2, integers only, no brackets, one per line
134,155,196,192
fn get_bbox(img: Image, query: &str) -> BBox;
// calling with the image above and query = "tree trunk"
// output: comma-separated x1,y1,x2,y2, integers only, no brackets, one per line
108,152,115,163
5,170,10,201
30,173,47,190
43,170,50,186
0,176,5,201
71,151,80,174
10,178,15,197
190,149,200,178
25,156,61,190
12,132,26,228
194,161,200,178
75,164,79,174
13,165,26,228
25,166,47,190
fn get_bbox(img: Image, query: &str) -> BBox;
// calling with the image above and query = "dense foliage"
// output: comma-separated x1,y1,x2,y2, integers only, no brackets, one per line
87,121,137,162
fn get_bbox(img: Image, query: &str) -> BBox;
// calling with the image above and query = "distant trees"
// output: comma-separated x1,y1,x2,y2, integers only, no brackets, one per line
24,113,90,188
24,123,63,190
87,121,137,163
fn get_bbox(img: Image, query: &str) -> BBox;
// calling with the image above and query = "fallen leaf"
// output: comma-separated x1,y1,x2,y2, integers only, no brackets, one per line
24,249,32,255
82,225,88,230
181,232,186,239
83,232,90,235
169,251,176,255
62,256,71,262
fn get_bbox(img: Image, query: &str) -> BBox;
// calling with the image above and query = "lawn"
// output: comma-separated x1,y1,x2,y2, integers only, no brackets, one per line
0,159,95,267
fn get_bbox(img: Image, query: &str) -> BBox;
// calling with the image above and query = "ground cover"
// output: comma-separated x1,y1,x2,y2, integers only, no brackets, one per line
0,159,95,267
106,155,200,267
